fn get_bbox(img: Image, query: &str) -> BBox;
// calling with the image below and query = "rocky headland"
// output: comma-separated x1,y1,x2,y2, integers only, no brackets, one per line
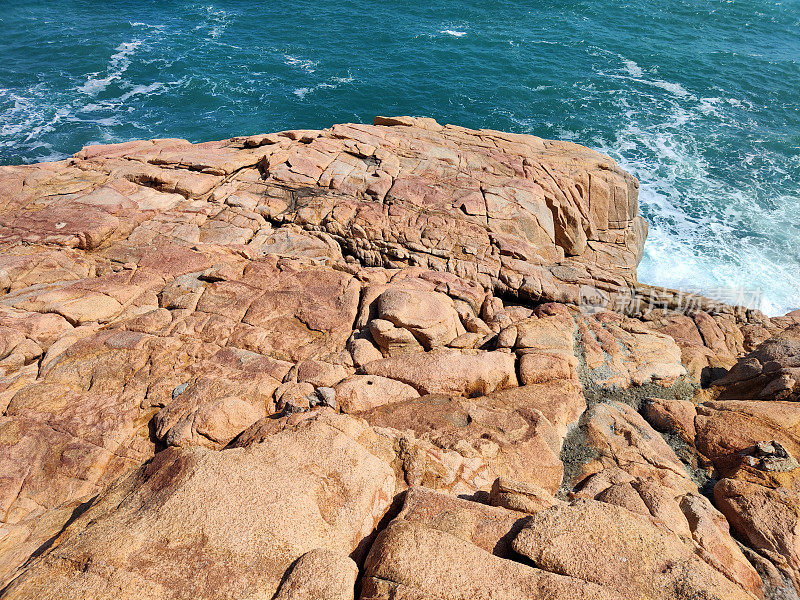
0,116,799,599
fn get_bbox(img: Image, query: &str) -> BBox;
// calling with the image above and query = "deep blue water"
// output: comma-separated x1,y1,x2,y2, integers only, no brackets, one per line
1,0,798,314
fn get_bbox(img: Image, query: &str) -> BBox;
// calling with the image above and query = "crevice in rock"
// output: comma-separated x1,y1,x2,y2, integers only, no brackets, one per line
122,173,193,200
557,417,598,500
738,543,800,600
349,489,408,600
656,427,717,499
580,376,698,411
0,495,98,596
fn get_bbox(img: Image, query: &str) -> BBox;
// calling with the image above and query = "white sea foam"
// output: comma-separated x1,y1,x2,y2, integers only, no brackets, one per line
0,89,34,138
697,97,723,116
283,54,318,74
78,40,142,96
603,52,691,98
0,87,71,146
118,82,166,102
602,70,691,99
589,59,800,315
622,58,644,77
193,5,232,39
292,73,354,100
1,35,181,164
331,75,355,85
646,79,690,98
440,29,467,37
0,87,73,163
130,22,165,31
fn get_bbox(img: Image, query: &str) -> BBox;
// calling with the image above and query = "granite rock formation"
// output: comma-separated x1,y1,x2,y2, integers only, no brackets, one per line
1,116,799,599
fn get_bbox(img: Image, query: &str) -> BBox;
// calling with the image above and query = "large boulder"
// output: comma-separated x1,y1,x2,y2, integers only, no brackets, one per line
512,499,758,600
362,520,624,600
694,400,800,474
715,472,800,596
362,393,564,493
395,486,533,558
334,374,420,413
361,350,517,396
567,401,763,597
375,288,464,350
1,413,396,600
577,312,687,390
486,379,586,439
273,549,359,600
567,401,696,492
712,324,800,401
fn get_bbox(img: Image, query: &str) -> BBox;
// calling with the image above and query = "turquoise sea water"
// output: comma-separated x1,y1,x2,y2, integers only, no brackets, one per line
1,1,798,314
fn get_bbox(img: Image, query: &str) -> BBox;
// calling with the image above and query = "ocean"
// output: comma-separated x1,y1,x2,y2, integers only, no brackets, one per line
1,0,798,315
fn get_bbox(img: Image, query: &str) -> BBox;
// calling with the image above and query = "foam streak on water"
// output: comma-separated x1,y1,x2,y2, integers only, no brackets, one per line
1,0,798,314
77,40,143,96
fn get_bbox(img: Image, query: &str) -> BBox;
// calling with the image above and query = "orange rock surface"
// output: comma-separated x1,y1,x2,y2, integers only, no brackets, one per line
0,117,797,599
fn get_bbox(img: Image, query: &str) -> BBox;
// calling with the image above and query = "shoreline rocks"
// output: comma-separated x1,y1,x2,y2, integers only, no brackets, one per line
0,116,797,599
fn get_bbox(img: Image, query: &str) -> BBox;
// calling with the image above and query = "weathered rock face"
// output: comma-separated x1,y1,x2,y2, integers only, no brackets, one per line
361,393,564,494
1,412,395,600
273,549,360,600
647,336,800,599
361,350,518,396
0,116,647,307
362,518,624,600
395,486,533,559
711,324,800,402
512,499,757,600
0,117,796,599
570,401,696,492
715,469,800,597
